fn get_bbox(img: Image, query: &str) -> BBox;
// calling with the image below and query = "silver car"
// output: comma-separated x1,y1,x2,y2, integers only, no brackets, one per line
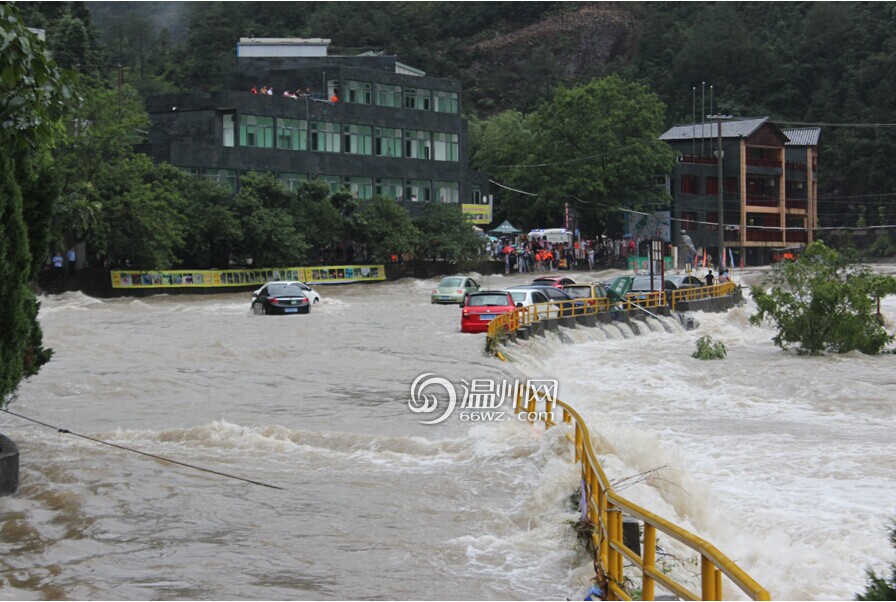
431,276,480,305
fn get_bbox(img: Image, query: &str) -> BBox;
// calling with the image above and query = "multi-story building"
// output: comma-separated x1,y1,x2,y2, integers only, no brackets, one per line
142,38,491,222
660,117,819,265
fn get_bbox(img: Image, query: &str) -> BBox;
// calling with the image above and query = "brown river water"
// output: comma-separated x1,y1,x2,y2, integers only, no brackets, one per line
2,267,895,600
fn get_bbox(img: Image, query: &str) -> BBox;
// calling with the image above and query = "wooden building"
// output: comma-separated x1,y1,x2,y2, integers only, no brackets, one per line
660,117,819,266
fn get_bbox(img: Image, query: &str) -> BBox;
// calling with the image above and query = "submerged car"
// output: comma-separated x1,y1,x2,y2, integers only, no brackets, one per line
665,275,705,290
562,283,609,301
508,285,579,316
251,283,311,315
562,283,610,310
460,291,516,333
531,276,576,288
431,276,480,305
504,288,551,308
252,281,321,304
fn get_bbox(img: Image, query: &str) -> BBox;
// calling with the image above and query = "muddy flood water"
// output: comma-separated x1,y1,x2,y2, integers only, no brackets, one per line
2,266,895,600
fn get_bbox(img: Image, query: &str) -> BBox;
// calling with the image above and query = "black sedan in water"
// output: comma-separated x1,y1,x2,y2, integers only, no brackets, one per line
251,283,311,315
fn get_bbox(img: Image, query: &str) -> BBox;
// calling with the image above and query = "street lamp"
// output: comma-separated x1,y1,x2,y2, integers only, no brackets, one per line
708,113,732,269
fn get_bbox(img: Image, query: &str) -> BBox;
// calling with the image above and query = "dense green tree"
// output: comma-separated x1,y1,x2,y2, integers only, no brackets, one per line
414,202,484,263
293,182,348,260
91,156,187,269
1,4,70,403
856,520,896,600
231,173,308,267
750,241,896,355
349,197,419,262
477,76,673,235
177,176,240,269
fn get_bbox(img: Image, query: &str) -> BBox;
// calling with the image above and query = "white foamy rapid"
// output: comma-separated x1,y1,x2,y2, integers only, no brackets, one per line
502,273,896,600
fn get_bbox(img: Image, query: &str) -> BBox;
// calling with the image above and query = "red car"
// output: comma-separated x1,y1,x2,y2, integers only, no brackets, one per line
460,291,516,333
531,276,576,288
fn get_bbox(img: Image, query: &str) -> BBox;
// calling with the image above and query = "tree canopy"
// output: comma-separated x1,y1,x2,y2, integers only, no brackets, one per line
1,3,70,403
473,76,674,234
750,241,896,355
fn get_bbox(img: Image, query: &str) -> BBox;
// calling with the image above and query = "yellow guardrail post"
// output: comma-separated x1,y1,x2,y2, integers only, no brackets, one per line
643,523,656,600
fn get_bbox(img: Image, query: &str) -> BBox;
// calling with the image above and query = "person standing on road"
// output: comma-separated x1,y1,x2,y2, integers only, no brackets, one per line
52,251,64,274
679,229,697,270
67,246,77,275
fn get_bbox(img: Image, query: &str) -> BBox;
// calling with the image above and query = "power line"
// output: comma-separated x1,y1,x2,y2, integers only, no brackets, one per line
776,121,896,128
1,408,285,490
491,177,896,232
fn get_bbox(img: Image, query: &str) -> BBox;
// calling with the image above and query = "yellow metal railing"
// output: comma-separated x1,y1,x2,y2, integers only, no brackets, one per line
487,283,738,342
669,281,736,311
513,385,771,601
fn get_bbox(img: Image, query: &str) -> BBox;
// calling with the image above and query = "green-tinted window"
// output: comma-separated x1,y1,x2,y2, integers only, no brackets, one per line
179,167,200,177
433,90,458,113
202,168,237,192
313,175,343,194
404,130,431,160
375,127,402,157
277,118,307,151
279,173,307,191
405,179,431,202
239,115,274,148
346,80,372,104
403,87,431,111
347,177,373,200
376,178,402,200
343,124,372,155
375,83,402,108
433,132,459,162
434,181,459,204
310,121,341,152
222,113,235,147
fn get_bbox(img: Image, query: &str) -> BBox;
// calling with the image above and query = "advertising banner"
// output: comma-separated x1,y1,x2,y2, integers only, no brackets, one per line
627,256,673,271
111,265,385,289
461,203,492,225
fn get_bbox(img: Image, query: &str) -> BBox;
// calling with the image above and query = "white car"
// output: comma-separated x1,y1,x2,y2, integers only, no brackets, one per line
252,281,321,304
502,288,550,308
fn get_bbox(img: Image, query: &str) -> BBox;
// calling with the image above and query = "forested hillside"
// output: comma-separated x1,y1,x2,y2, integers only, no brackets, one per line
23,1,896,234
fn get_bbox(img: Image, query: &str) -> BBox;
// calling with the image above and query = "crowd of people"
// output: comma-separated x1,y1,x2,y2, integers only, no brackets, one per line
249,86,338,103
485,236,652,274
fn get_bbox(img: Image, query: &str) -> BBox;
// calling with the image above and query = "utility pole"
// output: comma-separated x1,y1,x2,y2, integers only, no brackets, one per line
708,113,732,270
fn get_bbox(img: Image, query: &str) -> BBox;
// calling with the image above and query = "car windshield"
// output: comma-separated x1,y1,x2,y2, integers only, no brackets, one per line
439,277,464,288
468,294,510,307
508,291,527,304
268,285,304,297
631,277,664,291
564,286,591,298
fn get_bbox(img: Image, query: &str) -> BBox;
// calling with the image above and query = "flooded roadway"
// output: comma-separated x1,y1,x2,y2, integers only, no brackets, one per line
2,267,895,600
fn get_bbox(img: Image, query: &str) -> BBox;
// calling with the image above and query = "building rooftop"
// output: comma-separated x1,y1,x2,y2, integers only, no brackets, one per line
782,127,821,146
660,117,772,141
238,37,332,46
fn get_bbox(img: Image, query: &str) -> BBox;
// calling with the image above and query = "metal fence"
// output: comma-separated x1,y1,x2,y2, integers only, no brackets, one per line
514,385,771,601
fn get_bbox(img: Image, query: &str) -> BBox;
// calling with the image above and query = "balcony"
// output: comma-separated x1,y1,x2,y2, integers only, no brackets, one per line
785,230,808,243
785,161,807,171
785,199,807,211
744,227,784,242
679,154,718,165
746,157,782,168
745,194,779,208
